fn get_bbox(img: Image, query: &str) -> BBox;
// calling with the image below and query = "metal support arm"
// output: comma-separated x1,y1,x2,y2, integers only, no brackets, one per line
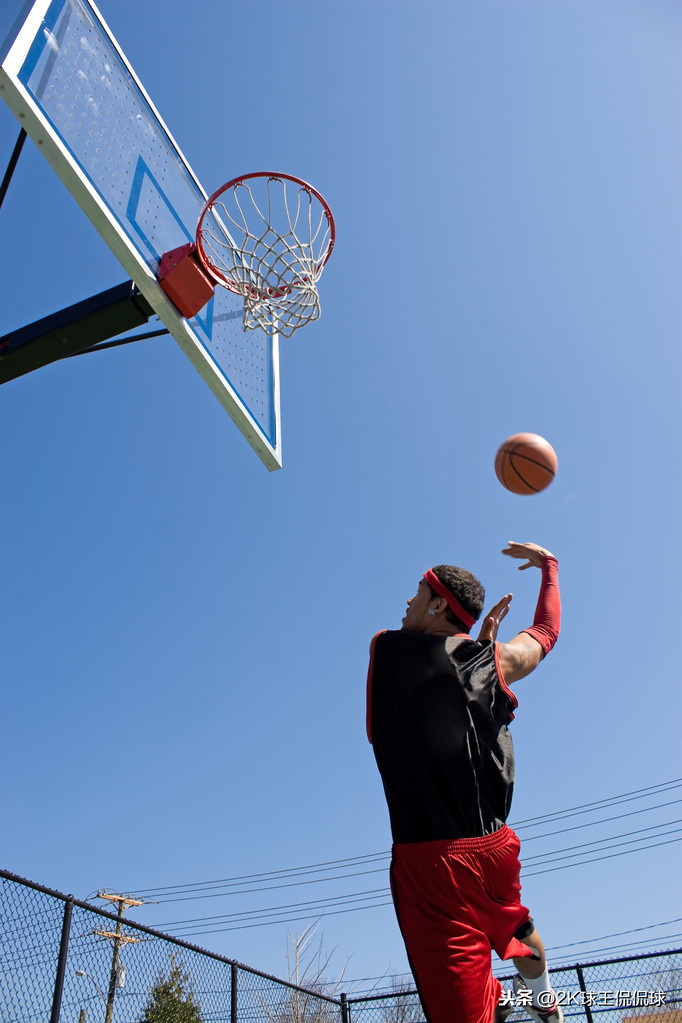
0,281,155,384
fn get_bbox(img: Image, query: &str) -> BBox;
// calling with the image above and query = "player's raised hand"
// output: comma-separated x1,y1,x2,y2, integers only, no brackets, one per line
477,593,513,642
502,541,555,570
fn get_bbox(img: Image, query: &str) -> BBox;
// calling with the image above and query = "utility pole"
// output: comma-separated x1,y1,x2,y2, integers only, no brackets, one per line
95,891,144,1023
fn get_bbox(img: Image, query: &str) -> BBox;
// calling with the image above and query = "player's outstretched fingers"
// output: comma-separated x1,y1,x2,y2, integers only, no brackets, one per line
477,594,513,642
502,541,554,569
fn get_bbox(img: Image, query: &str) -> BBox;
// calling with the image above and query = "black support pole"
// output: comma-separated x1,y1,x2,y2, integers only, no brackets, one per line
0,128,27,211
576,966,594,1023
50,895,74,1023
231,963,238,1023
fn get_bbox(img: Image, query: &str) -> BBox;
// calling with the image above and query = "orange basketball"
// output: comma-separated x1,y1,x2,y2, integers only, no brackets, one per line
494,433,557,495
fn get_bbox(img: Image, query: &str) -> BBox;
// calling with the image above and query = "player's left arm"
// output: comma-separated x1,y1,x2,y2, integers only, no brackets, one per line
478,596,550,682
495,542,561,684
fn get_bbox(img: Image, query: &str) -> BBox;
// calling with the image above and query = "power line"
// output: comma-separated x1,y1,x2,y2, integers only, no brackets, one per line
511,779,681,828
123,780,680,940
150,820,680,932
523,835,682,877
132,809,679,906
127,777,678,900
519,800,681,843
131,852,391,899
342,921,682,994
522,820,682,863
163,898,396,938
140,865,390,905
544,919,682,954
150,835,680,939
548,934,682,964
157,889,391,934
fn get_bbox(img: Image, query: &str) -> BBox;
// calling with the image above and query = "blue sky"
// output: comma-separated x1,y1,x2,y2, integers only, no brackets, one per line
1,0,680,991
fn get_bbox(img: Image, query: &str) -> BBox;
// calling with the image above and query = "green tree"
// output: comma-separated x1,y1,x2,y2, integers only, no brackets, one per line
140,957,203,1023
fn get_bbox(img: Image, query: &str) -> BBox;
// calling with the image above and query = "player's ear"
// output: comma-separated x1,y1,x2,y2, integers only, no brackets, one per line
429,598,447,616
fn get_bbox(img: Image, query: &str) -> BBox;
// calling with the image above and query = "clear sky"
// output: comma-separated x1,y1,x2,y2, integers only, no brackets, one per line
1,0,680,992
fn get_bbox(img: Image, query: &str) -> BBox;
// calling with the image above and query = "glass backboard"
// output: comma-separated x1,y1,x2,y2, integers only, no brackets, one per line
0,0,282,469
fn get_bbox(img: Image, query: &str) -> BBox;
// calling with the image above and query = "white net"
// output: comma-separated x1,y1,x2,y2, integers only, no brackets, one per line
197,175,334,338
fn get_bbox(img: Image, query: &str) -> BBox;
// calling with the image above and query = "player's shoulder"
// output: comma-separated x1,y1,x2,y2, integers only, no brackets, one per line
372,629,469,662
370,628,401,650
445,634,498,666
370,628,428,652
445,634,491,652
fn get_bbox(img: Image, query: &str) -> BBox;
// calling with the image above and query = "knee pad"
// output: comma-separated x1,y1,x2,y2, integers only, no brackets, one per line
514,918,535,942
513,919,542,959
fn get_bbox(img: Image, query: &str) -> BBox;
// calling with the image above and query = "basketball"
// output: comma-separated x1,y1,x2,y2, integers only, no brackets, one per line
494,433,557,495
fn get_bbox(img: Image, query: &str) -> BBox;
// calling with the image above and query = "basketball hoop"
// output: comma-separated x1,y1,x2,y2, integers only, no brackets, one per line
198,172,335,338
158,173,335,337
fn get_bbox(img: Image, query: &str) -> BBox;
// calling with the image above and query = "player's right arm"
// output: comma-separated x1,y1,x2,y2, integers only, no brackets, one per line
497,542,561,685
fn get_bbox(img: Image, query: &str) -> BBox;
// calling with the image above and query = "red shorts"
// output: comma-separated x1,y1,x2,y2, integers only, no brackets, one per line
390,826,534,1023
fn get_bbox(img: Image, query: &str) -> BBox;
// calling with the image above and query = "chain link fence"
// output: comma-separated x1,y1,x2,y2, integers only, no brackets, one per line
0,870,340,1023
345,953,682,1023
2,869,680,1023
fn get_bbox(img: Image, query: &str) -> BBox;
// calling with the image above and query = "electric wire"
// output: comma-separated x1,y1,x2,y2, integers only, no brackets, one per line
149,820,680,935
131,852,391,899
130,802,680,907
545,919,682,954
124,780,680,942
344,921,682,993
522,835,682,877
521,821,682,863
152,836,681,939
511,779,680,827
129,780,680,902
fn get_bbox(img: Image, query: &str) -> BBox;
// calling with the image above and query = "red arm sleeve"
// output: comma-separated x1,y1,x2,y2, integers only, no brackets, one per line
521,556,560,656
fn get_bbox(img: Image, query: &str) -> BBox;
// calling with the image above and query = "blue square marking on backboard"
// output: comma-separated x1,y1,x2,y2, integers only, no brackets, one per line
126,157,194,267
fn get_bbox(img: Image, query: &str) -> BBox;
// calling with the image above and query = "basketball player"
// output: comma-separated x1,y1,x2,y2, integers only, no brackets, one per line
366,541,563,1023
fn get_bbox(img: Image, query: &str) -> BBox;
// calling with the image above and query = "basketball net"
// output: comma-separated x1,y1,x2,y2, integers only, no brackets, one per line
197,175,335,338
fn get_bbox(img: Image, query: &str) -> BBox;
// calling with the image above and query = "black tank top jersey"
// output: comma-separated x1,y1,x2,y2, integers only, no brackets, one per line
366,630,519,843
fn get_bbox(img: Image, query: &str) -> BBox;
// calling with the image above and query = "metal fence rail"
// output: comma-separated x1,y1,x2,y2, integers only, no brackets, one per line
2,869,680,1023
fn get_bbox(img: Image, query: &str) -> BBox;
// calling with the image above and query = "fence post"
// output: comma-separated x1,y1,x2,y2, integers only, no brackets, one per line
340,992,349,1023
575,965,594,1023
50,895,74,1023
231,963,238,1023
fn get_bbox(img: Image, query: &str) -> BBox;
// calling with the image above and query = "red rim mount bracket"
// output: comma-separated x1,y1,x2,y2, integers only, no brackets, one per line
158,243,215,319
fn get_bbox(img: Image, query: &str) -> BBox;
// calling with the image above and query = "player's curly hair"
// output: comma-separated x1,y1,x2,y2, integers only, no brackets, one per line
429,565,485,630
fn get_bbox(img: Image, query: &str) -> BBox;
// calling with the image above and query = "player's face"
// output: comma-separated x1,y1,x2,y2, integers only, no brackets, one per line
401,579,436,631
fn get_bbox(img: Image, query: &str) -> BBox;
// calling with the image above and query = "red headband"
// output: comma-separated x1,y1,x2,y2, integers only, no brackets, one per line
423,569,477,630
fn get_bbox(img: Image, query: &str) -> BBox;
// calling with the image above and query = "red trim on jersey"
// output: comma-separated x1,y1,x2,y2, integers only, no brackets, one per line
423,570,477,629
366,631,384,743
494,642,518,716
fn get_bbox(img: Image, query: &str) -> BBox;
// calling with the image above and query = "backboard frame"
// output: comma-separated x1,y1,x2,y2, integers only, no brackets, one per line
0,0,282,469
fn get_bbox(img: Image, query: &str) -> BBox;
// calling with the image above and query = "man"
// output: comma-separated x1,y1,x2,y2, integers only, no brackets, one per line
366,541,563,1023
